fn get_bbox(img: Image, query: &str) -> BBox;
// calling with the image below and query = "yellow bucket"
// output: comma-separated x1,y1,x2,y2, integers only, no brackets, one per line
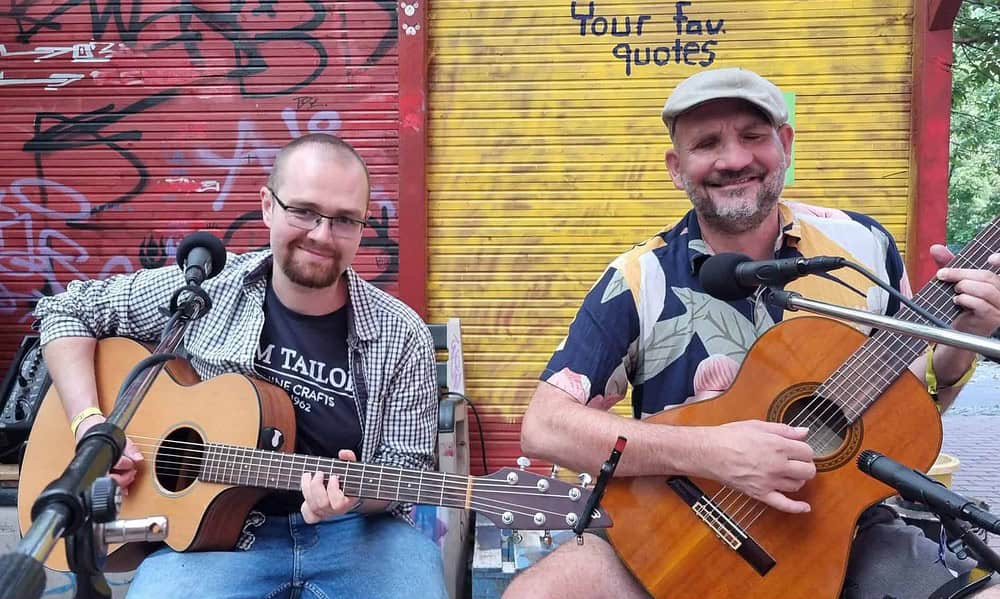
927,452,960,488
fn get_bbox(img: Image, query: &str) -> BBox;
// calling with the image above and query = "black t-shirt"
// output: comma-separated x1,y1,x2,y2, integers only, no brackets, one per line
252,284,363,513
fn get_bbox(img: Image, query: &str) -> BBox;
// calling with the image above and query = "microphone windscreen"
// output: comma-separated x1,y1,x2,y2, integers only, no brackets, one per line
176,232,228,279
856,449,880,472
699,252,755,301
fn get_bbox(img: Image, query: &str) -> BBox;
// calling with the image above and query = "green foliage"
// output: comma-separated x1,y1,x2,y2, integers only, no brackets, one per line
949,1,1000,246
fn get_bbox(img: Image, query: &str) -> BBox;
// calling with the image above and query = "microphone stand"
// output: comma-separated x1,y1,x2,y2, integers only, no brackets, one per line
775,286,1000,589
938,512,1000,573
765,289,1000,361
0,283,211,599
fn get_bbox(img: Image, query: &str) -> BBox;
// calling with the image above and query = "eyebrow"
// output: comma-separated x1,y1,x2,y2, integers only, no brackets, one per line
284,198,366,219
686,119,771,143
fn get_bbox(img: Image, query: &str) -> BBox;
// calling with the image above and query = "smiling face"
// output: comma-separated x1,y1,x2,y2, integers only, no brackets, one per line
665,98,794,235
261,143,369,292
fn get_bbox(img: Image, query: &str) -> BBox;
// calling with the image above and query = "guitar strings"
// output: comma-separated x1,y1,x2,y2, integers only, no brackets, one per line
790,239,996,459
727,233,1000,529
705,222,1000,532
125,435,556,493
126,443,578,525
126,437,563,498
117,435,592,525
732,228,1000,529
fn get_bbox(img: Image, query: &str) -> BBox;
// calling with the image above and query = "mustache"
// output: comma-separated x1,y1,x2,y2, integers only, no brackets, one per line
295,242,338,257
705,168,766,186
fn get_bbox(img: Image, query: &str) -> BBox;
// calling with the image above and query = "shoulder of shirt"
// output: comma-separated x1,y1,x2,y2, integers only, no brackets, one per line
349,271,430,339
605,223,679,273
225,249,271,275
201,249,272,287
840,209,892,236
783,201,890,238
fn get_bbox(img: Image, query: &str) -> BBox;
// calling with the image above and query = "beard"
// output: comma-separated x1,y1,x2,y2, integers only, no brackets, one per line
277,243,343,289
683,158,787,235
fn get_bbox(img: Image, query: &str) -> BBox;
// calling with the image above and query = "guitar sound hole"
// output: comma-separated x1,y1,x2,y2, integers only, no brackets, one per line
155,427,205,493
780,396,850,459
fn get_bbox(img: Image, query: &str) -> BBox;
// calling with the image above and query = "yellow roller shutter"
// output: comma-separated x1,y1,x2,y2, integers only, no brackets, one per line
428,0,915,472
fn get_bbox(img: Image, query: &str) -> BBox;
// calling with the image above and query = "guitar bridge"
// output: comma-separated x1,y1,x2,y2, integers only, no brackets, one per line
667,477,776,576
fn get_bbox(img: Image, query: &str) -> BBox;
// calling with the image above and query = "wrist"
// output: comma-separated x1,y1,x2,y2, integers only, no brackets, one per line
70,407,104,438
74,414,106,440
926,344,978,394
669,425,713,478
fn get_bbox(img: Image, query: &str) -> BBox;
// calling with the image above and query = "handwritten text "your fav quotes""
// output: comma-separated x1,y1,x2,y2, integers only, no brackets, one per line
571,1,725,76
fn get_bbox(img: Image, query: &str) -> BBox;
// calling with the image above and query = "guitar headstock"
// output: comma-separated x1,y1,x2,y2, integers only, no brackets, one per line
472,467,613,531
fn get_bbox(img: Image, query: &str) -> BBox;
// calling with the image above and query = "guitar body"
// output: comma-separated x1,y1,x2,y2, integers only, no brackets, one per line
604,316,943,599
17,337,296,572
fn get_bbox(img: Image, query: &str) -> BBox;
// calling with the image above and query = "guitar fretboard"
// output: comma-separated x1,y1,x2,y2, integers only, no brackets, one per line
198,443,472,509
820,217,1000,421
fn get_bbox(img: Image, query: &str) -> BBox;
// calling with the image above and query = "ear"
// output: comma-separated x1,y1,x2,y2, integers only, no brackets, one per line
260,187,273,228
777,124,794,164
665,149,684,190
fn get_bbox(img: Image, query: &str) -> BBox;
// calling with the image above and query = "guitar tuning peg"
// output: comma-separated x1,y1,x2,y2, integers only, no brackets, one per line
578,472,592,489
516,456,531,471
549,464,560,478
541,529,553,546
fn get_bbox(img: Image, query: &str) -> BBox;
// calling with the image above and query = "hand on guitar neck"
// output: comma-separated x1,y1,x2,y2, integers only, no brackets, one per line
924,245,1000,410
301,449,390,521
77,412,388,522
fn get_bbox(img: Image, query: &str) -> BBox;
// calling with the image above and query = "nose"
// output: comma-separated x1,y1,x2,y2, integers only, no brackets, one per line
306,218,338,244
713,137,754,173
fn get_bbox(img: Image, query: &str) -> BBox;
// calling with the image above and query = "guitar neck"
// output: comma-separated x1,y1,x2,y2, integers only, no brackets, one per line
823,216,1000,418
198,443,472,509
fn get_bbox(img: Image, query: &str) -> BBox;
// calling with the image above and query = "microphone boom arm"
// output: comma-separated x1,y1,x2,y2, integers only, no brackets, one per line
765,289,1000,361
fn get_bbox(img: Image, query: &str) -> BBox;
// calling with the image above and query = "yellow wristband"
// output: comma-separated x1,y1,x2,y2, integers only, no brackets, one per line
925,344,978,397
70,407,104,437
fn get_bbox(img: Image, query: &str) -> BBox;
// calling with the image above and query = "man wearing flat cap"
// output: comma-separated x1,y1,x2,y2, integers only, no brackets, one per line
504,68,1000,598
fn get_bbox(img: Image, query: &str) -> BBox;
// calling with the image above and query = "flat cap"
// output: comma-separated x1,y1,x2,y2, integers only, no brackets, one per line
662,68,788,135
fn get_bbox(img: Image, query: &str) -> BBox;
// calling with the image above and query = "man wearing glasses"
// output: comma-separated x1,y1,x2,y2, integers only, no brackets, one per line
33,133,447,598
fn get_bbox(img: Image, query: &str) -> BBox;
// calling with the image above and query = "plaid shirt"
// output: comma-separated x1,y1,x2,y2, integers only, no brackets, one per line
34,250,438,518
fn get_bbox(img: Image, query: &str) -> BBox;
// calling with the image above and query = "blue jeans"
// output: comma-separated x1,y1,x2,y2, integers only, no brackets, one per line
126,511,447,599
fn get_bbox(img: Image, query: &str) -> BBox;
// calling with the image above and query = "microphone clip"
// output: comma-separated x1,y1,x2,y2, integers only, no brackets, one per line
573,436,626,542
169,284,212,321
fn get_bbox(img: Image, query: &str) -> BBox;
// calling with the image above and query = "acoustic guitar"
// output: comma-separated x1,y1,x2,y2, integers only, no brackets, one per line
18,336,611,572
604,218,999,598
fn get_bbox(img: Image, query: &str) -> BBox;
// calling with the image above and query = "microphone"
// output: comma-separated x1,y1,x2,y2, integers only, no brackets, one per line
699,253,846,301
858,449,1000,534
176,232,227,286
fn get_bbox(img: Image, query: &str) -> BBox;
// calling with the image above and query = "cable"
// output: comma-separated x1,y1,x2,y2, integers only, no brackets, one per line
114,352,180,407
441,391,489,475
0,440,25,462
840,261,951,329
814,272,867,300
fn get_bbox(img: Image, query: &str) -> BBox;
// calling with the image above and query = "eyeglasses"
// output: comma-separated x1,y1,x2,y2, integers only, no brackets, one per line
267,187,368,237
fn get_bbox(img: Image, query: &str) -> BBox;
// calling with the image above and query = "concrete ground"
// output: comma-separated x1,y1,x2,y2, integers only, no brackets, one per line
941,359,1000,550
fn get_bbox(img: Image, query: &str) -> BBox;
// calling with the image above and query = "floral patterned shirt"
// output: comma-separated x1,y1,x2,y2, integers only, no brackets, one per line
542,202,910,418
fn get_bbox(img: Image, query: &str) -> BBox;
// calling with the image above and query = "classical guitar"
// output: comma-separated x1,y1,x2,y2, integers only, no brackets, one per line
604,217,1000,598
18,336,611,572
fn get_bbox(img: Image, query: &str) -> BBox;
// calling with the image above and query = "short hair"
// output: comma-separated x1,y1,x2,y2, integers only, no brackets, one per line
267,133,371,197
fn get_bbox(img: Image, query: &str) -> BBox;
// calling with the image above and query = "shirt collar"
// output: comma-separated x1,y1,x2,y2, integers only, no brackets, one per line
344,267,379,341
242,250,379,342
684,201,799,275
